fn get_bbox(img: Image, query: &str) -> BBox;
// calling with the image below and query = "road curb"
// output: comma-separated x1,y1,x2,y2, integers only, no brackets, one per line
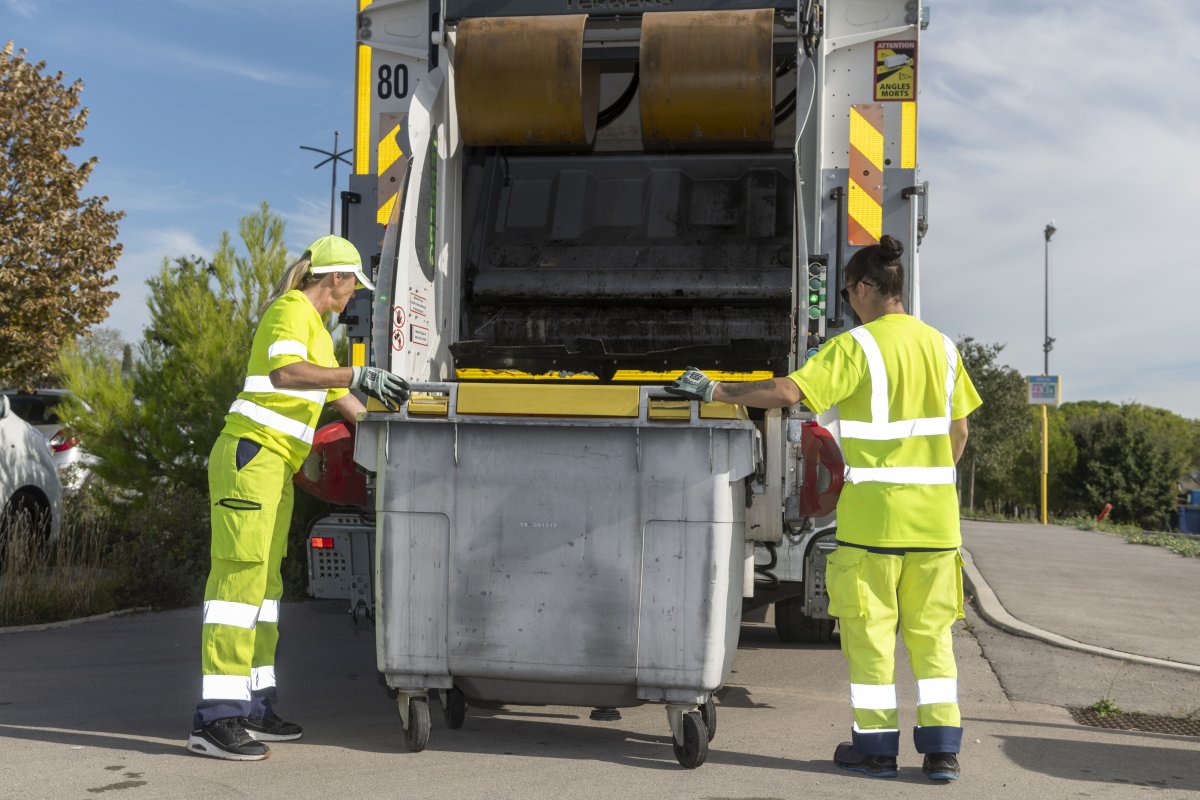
960,547,1200,676
0,606,153,635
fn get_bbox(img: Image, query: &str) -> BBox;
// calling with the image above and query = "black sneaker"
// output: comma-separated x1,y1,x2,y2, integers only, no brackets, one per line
923,752,961,780
186,718,271,761
242,712,303,742
834,741,898,778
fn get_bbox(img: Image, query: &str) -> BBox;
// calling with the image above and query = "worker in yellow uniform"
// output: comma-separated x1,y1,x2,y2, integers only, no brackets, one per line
187,235,410,761
668,235,981,781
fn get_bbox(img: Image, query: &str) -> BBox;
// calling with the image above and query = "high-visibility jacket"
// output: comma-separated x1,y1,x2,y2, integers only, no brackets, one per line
221,290,349,472
787,314,982,549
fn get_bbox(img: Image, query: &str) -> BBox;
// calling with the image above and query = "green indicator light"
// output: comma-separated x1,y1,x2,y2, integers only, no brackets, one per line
809,293,819,303
808,277,822,291
808,306,822,319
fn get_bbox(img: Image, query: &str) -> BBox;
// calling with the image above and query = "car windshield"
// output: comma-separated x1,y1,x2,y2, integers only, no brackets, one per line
5,393,62,426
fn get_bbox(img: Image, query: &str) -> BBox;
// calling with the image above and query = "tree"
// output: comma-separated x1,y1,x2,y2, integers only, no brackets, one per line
0,43,122,387
55,204,290,605
956,338,1034,510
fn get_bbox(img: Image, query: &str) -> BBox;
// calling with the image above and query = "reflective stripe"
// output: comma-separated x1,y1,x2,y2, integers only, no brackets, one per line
203,674,251,701
268,340,308,360
852,722,900,734
243,376,327,405
838,327,958,445
228,399,315,444
259,599,280,624
846,466,957,485
942,335,957,419
849,328,890,426
203,600,259,629
839,416,949,440
850,683,898,710
251,665,276,691
917,677,958,706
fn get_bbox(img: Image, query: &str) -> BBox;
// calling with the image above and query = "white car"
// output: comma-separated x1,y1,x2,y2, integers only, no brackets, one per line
2,389,95,490
0,394,64,557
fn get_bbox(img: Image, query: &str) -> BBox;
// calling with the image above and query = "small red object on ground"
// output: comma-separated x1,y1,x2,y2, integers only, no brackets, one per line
1097,503,1113,522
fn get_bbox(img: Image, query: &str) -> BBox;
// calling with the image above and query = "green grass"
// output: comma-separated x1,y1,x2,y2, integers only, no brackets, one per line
1090,696,1122,717
0,496,121,627
1057,514,1200,559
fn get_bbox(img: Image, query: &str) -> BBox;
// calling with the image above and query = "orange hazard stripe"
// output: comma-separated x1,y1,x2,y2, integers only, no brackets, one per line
848,104,884,245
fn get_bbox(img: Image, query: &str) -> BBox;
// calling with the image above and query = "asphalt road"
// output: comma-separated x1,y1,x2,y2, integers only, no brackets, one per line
2,601,1199,799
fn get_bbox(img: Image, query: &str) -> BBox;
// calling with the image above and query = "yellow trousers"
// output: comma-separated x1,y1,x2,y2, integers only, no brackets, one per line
825,544,965,755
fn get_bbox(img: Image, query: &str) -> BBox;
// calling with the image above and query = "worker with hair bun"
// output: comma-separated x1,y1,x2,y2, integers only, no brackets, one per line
668,234,982,781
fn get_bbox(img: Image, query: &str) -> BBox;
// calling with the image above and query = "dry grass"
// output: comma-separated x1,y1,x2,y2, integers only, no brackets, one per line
0,498,119,627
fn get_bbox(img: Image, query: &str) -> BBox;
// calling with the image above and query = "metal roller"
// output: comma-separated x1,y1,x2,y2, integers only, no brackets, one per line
454,15,599,147
639,9,775,148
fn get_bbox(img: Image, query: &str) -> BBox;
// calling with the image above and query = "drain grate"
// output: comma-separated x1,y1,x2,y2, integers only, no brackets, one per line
1070,706,1200,737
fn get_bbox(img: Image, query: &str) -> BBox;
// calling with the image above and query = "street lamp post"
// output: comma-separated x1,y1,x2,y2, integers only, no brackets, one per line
300,131,354,235
1040,222,1056,525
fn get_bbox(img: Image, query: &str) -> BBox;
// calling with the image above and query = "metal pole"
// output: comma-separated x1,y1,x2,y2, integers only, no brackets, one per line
1041,222,1056,525
300,133,354,237
329,131,339,235
1041,405,1049,525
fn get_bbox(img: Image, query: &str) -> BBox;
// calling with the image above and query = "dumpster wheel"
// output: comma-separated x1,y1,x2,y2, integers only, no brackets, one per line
671,711,709,769
701,697,717,742
401,696,431,752
443,687,467,730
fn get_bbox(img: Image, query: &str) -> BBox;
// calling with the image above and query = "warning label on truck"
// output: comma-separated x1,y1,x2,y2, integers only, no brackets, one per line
874,40,917,102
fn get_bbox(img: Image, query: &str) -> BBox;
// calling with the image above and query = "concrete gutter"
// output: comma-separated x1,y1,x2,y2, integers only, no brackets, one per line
960,547,1200,676
0,607,152,635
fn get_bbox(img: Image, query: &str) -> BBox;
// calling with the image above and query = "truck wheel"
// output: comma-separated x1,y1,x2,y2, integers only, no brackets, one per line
774,596,835,643
671,711,709,769
402,696,431,752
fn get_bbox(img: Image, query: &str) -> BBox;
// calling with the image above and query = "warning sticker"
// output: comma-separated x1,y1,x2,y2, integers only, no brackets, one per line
411,324,429,347
874,40,917,102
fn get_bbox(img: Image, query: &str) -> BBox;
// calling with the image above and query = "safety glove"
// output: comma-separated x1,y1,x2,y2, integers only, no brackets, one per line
665,367,719,403
350,366,410,410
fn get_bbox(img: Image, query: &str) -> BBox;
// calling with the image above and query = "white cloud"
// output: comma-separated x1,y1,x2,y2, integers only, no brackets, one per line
918,0,1200,419
4,0,36,18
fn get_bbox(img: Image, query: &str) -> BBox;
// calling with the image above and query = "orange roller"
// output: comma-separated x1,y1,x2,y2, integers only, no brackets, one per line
639,9,775,148
455,15,599,147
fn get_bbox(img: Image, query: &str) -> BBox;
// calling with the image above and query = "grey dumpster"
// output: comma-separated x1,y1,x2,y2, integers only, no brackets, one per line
355,383,756,767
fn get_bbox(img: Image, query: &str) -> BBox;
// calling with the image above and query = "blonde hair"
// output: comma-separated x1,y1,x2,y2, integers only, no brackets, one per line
266,253,320,307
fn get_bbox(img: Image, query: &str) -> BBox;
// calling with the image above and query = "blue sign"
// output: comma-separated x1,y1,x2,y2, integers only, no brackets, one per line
1027,375,1061,406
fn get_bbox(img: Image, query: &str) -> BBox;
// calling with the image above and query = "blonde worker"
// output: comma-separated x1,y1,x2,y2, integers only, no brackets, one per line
668,235,981,781
187,235,408,761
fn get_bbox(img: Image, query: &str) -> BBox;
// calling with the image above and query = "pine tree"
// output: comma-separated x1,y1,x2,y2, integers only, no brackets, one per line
0,43,122,387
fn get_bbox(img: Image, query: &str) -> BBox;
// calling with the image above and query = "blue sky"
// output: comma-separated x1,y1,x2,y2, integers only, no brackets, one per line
4,0,1199,418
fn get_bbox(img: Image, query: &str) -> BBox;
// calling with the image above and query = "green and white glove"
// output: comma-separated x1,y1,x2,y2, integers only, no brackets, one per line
350,366,410,410
665,367,719,403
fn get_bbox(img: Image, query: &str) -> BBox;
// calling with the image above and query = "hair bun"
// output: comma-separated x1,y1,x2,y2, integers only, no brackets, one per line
878,235,904,261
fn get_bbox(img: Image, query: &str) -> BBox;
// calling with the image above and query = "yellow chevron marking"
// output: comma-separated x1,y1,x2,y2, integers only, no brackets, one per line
849,107,884,171
379,124,402,174
901,101,917,169
848,176,883,238
377,193,398,226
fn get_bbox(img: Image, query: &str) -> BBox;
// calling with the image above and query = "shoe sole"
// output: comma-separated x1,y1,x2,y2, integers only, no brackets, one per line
185,734,271,761
836,764,897,779
925,771,959,781
245,730,303,742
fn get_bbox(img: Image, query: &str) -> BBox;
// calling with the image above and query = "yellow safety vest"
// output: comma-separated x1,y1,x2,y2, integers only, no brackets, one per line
788,314,982,548
221,290,349,472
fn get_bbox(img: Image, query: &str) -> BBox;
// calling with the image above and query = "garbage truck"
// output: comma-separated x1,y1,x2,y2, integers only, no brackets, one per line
298,0,930,767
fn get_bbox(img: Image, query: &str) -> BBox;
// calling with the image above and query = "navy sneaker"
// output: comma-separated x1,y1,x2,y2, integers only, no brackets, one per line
242,712,303,742
834,741,898,778
923,752,961,780
186,718,271,761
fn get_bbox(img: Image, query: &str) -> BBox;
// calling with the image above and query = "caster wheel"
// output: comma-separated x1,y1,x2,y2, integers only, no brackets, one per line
444,687,466,730
700,696,717,742
402,696,431,752
671,711,709,769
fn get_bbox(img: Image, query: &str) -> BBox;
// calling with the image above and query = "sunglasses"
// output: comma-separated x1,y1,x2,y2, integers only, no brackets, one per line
840,280,875,305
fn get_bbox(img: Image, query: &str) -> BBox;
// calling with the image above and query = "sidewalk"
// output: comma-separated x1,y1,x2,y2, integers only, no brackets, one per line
961,519,1200,668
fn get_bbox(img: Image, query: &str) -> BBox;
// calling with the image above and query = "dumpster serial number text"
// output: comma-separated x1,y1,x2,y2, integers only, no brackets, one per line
519,522,559,529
